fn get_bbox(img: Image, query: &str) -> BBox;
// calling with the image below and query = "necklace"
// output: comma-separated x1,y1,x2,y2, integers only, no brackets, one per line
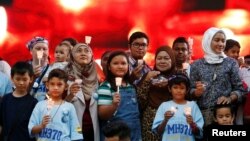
50,100,63,122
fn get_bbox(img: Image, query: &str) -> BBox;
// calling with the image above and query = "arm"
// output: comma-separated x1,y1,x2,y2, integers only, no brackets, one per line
98,93,120,120
31,115,50,134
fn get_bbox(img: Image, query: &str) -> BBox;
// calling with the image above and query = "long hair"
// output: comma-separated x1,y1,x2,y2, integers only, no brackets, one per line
106,50,130,91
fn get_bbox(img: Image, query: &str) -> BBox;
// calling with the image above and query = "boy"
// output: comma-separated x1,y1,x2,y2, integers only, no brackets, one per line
103,120,131,141
0,61,38,141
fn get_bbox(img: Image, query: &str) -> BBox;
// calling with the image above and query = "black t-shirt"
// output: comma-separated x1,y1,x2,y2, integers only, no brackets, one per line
0,93,38,141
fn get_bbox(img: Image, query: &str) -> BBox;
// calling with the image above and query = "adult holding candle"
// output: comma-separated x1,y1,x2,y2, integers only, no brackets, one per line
136,46,176,141
190,27,245,126
65,43,103,141
26,36,50,101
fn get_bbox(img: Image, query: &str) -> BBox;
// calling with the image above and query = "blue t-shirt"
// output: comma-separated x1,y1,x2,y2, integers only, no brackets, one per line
28,100,83,141
152,100,204,141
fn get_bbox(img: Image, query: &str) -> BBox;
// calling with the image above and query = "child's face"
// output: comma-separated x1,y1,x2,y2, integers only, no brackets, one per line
225,45,240,60
46,77,67,98
215,107,234,125
11,72,33,93
108,55,128,77
169,83,187,101
54,45,69,62
155,51,172,72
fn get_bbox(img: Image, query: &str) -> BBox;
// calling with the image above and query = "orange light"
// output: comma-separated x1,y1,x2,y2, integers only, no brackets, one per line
0,6,7,44
59,0,90,12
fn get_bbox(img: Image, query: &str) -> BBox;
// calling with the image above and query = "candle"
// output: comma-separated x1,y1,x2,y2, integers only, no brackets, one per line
115,77,122,93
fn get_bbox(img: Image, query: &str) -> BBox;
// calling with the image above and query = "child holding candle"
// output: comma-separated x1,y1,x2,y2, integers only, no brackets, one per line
28,69,83,141
152,73,204,141
97,51,141,141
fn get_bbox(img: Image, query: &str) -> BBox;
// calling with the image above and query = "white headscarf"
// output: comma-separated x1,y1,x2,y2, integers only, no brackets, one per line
202,27,227,64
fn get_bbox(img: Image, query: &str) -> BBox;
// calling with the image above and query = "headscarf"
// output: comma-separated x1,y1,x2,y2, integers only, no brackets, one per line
202,27,227,64
26,36,48,50
66,43,98,100
153,46,176,76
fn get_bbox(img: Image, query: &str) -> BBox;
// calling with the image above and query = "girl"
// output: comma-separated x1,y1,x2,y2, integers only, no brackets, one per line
97,51,141,141
152,74,204,141
28,69,83,141
136,46,176,141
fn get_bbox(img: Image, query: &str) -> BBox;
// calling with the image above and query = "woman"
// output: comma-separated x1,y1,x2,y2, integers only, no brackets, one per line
190,27,245,126
65,43,103,141
136,46,176,141
27,36,50,101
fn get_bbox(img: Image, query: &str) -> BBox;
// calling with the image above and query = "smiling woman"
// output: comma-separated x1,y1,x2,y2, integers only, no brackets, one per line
0,6,7,44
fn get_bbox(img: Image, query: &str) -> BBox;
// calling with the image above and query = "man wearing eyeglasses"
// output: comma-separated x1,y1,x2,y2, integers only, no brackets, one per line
127,31,152,85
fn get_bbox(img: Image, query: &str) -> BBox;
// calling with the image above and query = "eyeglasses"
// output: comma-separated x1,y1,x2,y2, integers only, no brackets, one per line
131,43,148,48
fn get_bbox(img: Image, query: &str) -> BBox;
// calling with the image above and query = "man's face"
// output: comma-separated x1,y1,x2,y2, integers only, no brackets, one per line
129,38,148,60
173,42,189,63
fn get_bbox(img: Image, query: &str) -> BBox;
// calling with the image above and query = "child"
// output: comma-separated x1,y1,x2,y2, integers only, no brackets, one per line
152,74,204,141
213,104,235,125
103,120,131,141
0,61,38,141
97,51,141,141
43,43,72,82
28,69,83,141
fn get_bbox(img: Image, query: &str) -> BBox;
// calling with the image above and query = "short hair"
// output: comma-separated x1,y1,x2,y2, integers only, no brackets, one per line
128,31,149,45
213,104,234,118
172,37,189,50
244,55,250,60
11,61,34,77
103,121,131,140
225,39,240,52
168,73,190,91
48,69,68,83
61,37,78,46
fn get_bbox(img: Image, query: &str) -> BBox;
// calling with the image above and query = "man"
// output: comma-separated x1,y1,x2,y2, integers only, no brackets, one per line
127,31,152,84
172,37,190,76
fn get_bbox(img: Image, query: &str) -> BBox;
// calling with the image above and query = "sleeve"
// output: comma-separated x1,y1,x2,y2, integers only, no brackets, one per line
136,77,151,111
5,76,13,94
189,61,200,98
97,83,113,105
28,102,43,137
191,101,204,138
230,60,245,102
69,104,83,140
152,103,166,133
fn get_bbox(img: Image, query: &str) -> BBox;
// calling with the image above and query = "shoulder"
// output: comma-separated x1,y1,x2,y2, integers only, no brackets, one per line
191,58,205,66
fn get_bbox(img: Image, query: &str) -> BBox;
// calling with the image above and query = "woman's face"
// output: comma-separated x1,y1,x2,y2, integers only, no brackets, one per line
73,46,92,65
155,51,172,72
108,55,128,77
211,32,226,54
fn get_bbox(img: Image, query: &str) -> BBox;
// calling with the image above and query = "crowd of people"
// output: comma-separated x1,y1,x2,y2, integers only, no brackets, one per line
0,27,249,141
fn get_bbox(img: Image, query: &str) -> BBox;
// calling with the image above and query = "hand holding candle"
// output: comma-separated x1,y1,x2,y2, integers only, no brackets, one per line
184,107,191,116
115,77,122,93
37,50,44,66
170,106,177,114
137,59,143,66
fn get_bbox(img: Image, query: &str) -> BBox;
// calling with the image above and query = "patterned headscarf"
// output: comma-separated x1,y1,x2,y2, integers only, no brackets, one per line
26,36,48,50
202,27,227,64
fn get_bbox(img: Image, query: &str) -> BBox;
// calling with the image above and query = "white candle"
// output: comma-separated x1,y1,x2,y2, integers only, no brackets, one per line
137,59,143,66
46,94,54,115
115,77,122,93
85,36,92,44
37,50,44,66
